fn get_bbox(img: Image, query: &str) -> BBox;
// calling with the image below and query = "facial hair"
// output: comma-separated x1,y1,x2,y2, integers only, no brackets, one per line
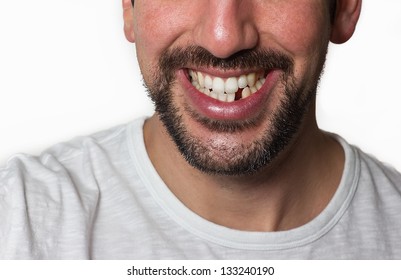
144,46,324,176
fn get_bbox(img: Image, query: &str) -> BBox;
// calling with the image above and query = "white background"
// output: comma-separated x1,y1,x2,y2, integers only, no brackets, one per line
0,0,400,171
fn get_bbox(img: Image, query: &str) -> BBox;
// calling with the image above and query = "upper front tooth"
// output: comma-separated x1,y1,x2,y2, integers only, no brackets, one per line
225,77,239,94
212,77,225,94
238,75,248,88
205,75,213,89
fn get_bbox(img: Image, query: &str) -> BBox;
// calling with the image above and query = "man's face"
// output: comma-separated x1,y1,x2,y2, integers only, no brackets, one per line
132,1,333,175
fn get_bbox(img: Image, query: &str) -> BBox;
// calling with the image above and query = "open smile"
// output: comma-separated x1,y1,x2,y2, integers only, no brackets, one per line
180,68,281,121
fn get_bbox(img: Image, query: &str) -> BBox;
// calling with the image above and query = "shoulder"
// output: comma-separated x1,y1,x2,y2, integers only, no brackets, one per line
355,145,401,191
345,140,401,224
0,118,146,259
335,136,401,224
331,138,401,258
0,120,127,184
336,135,401,191
0,118,147,197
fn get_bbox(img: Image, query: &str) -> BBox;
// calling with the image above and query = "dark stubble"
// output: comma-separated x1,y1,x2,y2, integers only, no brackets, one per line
144,46,325,176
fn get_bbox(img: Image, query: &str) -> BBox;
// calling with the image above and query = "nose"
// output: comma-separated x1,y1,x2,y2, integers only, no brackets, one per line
193,0,259,58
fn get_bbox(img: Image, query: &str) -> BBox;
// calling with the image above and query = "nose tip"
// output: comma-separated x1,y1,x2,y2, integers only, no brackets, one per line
194,1,258,59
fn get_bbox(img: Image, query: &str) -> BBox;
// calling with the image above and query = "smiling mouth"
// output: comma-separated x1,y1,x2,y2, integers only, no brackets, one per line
188,69,268,102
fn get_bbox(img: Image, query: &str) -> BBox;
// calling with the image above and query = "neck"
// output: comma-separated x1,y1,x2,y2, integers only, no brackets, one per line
144,111,344,232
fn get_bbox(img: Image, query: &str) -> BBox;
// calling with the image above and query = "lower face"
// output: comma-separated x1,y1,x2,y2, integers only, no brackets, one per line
144,46,327,176
137,3,331,176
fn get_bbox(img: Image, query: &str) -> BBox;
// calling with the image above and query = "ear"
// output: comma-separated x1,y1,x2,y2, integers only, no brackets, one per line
330,0,362,44
123,0,135,43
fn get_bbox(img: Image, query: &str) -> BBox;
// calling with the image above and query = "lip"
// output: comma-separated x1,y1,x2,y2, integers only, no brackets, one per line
178,69,281,121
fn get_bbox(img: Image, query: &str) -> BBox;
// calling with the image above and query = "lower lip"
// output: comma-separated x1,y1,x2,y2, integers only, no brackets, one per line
178,69,281,121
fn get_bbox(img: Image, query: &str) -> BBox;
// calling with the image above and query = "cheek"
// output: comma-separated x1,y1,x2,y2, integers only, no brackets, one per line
133,2,200,85
133,3,175,83
279,18,329,79
133,6,167,56
263,3,330,83
260,2,330,57
133,2,195,58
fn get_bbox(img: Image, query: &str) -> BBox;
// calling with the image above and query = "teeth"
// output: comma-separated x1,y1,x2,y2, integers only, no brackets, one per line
192,81,201,90
198,72,205,88
205,75,213,89
255,80,263,91
213,77,225,94
242,87,251,99
210,90,218,99
218,92,227,102
189,70,197,82
225,77,239,95
189,70,266,103
227,92,235,102
238,75,248,89
202,88,210,96
247,73,256,87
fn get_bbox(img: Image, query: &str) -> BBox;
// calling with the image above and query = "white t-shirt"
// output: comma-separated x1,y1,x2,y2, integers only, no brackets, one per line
1,118,400,259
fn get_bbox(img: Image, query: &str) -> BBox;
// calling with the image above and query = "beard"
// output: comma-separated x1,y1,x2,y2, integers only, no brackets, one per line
144,46,325,176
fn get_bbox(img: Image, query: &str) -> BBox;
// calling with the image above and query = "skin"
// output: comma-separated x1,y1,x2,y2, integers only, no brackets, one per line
122,0,362,231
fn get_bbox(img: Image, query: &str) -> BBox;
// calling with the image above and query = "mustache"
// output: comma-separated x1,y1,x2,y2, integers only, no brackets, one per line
158,46,294,76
